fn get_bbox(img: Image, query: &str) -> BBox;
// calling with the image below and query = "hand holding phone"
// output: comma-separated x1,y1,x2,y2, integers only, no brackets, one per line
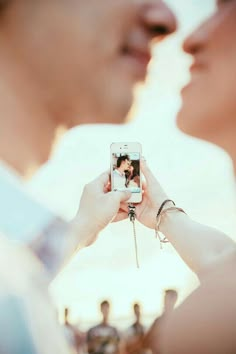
110,142,142,203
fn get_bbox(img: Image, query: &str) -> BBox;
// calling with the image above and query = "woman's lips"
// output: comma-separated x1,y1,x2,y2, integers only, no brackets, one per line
189,58,206,73
181,60,207,94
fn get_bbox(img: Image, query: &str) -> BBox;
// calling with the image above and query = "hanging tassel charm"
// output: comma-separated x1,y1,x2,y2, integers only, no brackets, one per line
128,204,140,268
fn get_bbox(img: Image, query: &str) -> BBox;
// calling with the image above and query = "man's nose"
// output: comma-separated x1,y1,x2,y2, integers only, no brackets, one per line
140,1,177,41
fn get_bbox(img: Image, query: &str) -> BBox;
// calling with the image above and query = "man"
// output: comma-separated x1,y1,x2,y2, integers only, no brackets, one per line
63,308,86,354
113,155,131,190
0,0,176,177
143,290,178,354
0,1,177,353
87,301,120,354
123,303,147,354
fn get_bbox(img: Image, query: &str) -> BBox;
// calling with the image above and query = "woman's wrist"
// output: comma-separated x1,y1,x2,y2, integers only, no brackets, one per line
158,208,188,234
149,199,175,229
143,201,172,230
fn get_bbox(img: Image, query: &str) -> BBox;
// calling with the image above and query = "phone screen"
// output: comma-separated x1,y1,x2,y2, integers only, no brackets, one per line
112,152,141,193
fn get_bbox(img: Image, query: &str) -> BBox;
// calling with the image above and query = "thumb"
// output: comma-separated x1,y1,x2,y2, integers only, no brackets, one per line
92,170,110,192
110,190,132,203
112,211,128,223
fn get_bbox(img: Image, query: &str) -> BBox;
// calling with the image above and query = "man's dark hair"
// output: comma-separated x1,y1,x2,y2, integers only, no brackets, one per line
100,300,110,307
0,0,9,10
117,154,130,168
133,302,140,310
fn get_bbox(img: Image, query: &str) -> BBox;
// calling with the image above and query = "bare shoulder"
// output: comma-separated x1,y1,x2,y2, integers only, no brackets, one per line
161,251,236,354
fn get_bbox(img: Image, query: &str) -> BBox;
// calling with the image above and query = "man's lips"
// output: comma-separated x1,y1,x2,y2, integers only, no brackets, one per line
127,48,151,67
121,45,152,79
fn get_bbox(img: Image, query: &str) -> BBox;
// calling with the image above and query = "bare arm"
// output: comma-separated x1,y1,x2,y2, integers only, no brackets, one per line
159,211,235,275
133,160,236,276
160,252,236,354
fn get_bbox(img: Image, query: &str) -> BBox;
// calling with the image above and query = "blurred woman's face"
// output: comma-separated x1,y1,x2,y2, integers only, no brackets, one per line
177,1,236,154
129,165,134,173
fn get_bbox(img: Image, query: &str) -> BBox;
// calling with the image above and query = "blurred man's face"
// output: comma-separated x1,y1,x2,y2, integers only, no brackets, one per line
2,0,176,126
178,0,236,152
123,159,131,171
134,304,140,320
101,303,110,320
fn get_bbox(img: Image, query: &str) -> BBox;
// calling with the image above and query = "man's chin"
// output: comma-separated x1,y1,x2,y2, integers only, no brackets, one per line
100,101,134,125
69,93,134,126
102,112,131,125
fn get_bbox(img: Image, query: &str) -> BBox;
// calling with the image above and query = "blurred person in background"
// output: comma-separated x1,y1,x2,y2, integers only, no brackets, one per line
117,0,236,353
122,303,148,354
0,0,177,353
143,290,177,354
87,300,120,354
63,308,86,354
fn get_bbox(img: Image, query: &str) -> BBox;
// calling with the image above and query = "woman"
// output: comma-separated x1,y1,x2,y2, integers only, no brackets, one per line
125,164,140,189
119,1,236,353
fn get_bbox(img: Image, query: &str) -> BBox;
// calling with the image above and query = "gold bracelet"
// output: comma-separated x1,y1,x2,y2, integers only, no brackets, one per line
155,206,186,249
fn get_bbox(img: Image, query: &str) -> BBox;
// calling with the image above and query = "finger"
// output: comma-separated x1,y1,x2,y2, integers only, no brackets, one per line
119,202,129,212
142,180,147,191
110,190,131,203
112,212,128,223
105,181,111,193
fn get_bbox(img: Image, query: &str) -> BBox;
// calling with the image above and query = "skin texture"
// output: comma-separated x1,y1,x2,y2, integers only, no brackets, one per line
142,291,177,354
177,0,236,161
160,253,236,354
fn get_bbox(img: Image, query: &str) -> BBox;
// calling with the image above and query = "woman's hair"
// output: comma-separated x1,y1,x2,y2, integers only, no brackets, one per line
0,0,9,10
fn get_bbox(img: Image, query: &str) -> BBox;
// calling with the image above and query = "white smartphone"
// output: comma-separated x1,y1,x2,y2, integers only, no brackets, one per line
110,142,142,203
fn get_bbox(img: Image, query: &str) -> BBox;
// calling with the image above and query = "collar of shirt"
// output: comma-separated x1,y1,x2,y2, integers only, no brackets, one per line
0,161,55,244
114,169,125,177
0,161,69,276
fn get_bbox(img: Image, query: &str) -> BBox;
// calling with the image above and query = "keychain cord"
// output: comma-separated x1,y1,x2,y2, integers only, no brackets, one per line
128,204,140,268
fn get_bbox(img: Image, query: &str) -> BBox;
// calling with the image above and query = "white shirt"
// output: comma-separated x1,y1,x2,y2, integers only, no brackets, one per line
0,162,71,354
113,169,127,191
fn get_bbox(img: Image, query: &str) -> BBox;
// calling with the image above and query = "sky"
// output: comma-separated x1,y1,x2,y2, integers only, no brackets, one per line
29,0,236,330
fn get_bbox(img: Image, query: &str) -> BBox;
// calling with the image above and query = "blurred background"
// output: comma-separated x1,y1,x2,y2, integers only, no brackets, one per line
28,0,236,330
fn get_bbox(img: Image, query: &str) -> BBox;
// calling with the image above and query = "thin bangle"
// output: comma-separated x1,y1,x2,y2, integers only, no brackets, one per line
155,206,186,248
156,199,175,219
